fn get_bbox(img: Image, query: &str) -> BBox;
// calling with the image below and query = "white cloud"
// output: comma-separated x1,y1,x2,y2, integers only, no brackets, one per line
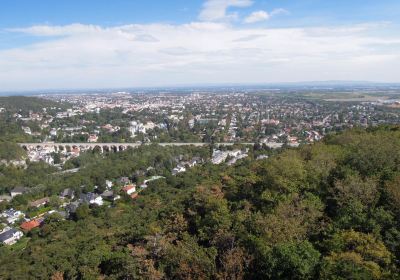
244,8,289,23
233,34,267,41
270,8,289,17
8,23,101,36
244,11,270,23
0,22,399,90
198,0,253,21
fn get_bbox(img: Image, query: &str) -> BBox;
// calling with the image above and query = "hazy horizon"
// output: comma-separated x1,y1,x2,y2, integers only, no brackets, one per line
2,80,400,95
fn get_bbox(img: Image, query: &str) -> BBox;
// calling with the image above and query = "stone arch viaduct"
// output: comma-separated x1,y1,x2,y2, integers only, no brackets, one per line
18,142,255,153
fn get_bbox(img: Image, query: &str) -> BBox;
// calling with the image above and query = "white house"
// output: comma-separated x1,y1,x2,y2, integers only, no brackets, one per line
129,121,146,137
88,134,98,143
50,128,57,137
172,165,186,175
0,195,12,203
0,228,23,245
80,193,103,206
22,127,31,135
144,121,156,130
1,209,25,224
105,180,113,189
10,186,28,198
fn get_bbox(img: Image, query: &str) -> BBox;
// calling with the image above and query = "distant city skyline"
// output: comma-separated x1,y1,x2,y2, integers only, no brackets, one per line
1,0,400,91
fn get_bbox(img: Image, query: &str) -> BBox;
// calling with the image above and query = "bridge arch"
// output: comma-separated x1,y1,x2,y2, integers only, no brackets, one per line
93,145,102,153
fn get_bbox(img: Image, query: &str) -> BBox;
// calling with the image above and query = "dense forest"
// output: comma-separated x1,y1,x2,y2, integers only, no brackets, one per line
1,126,400,279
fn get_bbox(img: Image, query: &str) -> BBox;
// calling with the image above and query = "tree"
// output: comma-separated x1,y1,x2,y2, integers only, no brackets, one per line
216,247,251,280
267,241,321,280
321,230,393,279
383,174,400,216
186,185,232,243
164,234,217,280
75,204,90,220
327,173,378,230
252,193,324,245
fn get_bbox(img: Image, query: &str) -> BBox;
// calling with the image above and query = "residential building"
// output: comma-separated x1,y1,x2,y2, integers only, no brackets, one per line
10,186,28,198
119,177,131,185
20,219,42,231
172,165,186,175
130,193,139,199
66,201,81,214
1,209,25,224
0,228,23,245
122,185,136,195
60,188,75,199
105,180,113,189
0,195,12,203
101,190,120,202
80,193,104,206
29,197,50,208
22,126,32,135
88,134,98,143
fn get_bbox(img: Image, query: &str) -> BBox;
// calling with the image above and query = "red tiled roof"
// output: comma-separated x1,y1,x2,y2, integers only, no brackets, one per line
20,220,41,231
122,185,135,192
130,193,139,199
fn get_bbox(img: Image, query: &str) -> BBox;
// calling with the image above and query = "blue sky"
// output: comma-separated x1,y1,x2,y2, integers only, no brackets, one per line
1,0,399,27
0,0,399,90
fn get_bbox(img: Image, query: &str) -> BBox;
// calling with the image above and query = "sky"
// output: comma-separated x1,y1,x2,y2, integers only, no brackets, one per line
0,0,400,91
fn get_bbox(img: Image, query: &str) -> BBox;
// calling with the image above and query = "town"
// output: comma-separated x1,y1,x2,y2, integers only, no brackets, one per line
8,88,400,166
1,88,400,247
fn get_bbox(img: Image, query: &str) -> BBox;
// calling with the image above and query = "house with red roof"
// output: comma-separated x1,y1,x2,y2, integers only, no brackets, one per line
20,219,41,231
122,184,136,195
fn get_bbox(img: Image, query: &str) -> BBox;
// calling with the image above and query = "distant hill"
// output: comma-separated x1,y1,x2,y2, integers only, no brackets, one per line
0,96,69,113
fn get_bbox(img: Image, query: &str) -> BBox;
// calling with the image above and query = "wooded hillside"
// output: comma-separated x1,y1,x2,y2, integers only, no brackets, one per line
1,126,400,279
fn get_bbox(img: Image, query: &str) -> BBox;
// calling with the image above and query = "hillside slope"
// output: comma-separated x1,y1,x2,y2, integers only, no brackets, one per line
1,126,400,279
0,96,69,113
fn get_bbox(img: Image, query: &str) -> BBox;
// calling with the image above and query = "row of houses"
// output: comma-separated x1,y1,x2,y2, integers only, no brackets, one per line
0,174,165,246
211,149,249,165
172,157,202,175
0,207,41,245
65,184,139,214
0,193,65,245
0,198,55,245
